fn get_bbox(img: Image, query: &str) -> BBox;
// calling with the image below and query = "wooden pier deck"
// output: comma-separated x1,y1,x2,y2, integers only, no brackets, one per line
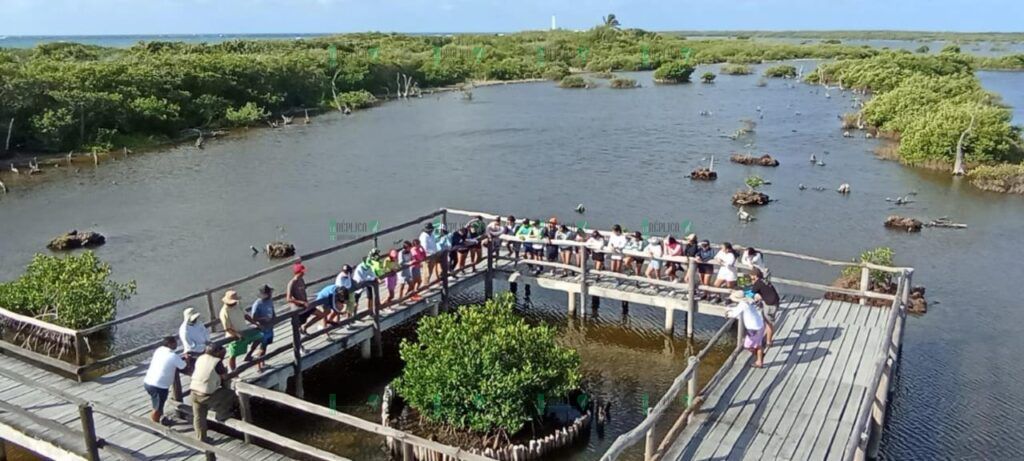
0,208,912,461
661,296,891,461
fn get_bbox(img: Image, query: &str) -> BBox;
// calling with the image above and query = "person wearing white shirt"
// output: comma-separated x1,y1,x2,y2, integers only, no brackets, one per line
178,307,209,373
585,230,606,271
419,222,439,284
727,291,765,368
714,242,739,293
645,236,663,280
143,336,186,423
607,224,628,273
741,247,766,272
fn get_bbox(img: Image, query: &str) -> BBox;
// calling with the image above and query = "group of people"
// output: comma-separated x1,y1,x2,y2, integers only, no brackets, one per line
143,214,782,440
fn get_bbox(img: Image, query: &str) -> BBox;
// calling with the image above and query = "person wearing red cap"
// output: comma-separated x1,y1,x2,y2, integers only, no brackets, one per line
287,262,313,329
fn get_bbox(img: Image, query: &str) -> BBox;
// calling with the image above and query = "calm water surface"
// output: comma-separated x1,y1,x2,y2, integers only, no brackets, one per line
2,63,1024,459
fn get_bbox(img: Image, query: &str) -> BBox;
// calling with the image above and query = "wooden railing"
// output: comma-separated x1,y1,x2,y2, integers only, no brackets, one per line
0,366,240,461
843,269,912,461
0,209,447,380
233,381,496,461
600,317,739,461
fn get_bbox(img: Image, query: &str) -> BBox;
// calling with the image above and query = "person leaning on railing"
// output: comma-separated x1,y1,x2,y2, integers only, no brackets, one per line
178,307,209,374
218,290,261,372
249,285,276,372
143,336,186,425
302,283,348,334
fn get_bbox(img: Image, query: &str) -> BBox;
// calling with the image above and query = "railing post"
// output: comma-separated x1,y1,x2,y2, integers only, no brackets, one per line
290,316,304,399
687,356,698,412
171,369,183,402
484,241,494,300
859,266,870,306
439,250,450,311
238,393,253,444
901,269,913,308
78,403,100,461
204,451,217,461
74,333,87,379
736,317,745,352
644,407,656,461
579,246,589,311
205,291,218,333
371,283,382,358
687,259,698,339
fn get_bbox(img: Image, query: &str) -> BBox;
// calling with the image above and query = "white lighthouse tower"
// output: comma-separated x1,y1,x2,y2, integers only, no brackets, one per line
551,15,557,30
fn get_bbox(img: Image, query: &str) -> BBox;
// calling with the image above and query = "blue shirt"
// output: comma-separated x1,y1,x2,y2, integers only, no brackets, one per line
250,298,275,331
316,284,338,302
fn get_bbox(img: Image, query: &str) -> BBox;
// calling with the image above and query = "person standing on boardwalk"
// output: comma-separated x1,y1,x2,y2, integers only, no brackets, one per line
727,291,766,368
695,240,717,293
143,336,186,424
286,262,305,317
249,285,276,372
485,216,505,256
586,230,606,271
623,231,646,276
607,225,628,273
419,223,438,285
409,239,426,301
714,242,740,294
645,236,663,280
190,344,230,442
218,290,259,372
663,236,684,281
333,264,355,320
749,268,778,348
398,241,415,300
353,250,379,307
682,234,699,284
178,307,208,374
380,250,399,305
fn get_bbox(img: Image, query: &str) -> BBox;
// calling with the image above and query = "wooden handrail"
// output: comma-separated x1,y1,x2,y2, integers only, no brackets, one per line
601,317,737,461
0,305,79,336
843,270,910,461
234,381,495,461
449,208,911,273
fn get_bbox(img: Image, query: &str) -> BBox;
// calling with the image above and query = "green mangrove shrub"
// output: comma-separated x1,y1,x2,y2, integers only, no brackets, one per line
763,64,797,78
701,72,716,83
394,293,581,435
609,77,639,88
225,102,269,127
653,61,695,83
841,247,895,288
0,252,136,329
559,75,591,88
720,63,753,75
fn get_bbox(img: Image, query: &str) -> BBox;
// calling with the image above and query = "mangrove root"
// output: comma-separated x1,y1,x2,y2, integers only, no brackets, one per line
729,154,779,167
265,241,296,259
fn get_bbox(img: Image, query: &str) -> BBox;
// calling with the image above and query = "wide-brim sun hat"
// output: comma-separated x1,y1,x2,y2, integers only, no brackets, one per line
685,234,697,242
648,236,661,244
183,307,201,322
222,290,240,305
729,290,748,303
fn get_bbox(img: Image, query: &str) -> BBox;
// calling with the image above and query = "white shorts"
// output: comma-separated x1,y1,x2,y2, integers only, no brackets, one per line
717,267,737,282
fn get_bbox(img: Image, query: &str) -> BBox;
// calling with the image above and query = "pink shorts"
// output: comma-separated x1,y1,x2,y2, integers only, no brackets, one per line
744,328,765,350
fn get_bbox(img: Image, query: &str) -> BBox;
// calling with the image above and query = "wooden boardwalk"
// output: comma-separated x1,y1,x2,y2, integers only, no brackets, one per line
661,296,891,461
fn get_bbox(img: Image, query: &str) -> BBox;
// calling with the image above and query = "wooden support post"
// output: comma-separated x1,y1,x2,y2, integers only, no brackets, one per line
510,281,518,295
0,439,6,461
206,291,218,332
664,308,675,336
484,244,494,299
644,408,656,461
859,266,870,306
171,369,183,402
78,403,100,461
568,291,577,316
736,318,746,352
238,393,253,444
622,301,629,314
579,247,589,309
74,333,87,370
429,303,439,316
290,316,304,399
901,270,913,308
592,296,600,310
371,284,382,358
360,339,372,359
524,283,531,298
440,250,450,311
204,451,217,461
402,442,415,461
687,259,698,339
687,356,698,412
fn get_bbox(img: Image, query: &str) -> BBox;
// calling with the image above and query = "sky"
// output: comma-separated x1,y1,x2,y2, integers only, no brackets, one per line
1,0,1023,36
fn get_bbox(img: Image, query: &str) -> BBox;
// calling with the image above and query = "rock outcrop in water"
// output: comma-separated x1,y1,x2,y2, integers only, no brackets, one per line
265,242,295,258
908,286,928,313
47,230,106,251
884,215,923,233
690,168,718,180
732,190,770,206
730,154,779,167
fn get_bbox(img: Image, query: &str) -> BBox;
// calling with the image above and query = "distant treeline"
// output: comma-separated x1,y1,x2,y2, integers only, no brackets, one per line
0,27,1022,155
668,30,1024,42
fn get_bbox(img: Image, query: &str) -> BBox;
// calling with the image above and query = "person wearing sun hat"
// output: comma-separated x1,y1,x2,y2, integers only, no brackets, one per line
218,289,259,372
727,290,766,368
178,306,209,373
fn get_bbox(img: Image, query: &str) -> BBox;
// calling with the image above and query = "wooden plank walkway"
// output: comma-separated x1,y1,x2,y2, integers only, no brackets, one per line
661,296,890,461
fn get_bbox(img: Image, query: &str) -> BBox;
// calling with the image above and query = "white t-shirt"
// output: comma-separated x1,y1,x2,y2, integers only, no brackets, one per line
486,222,505,238
716,249,738,281
741,252,764,270
334,272,352,289
608,234,627,260
143,346,186,389
728,301,765,331
419,231,437,256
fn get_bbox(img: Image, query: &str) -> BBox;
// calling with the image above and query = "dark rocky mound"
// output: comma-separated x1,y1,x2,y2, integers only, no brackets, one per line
884,215,923,233
690,168,718,180
732,190,770,206
265,242,296,259
730,154,779,167
47,230,106,251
